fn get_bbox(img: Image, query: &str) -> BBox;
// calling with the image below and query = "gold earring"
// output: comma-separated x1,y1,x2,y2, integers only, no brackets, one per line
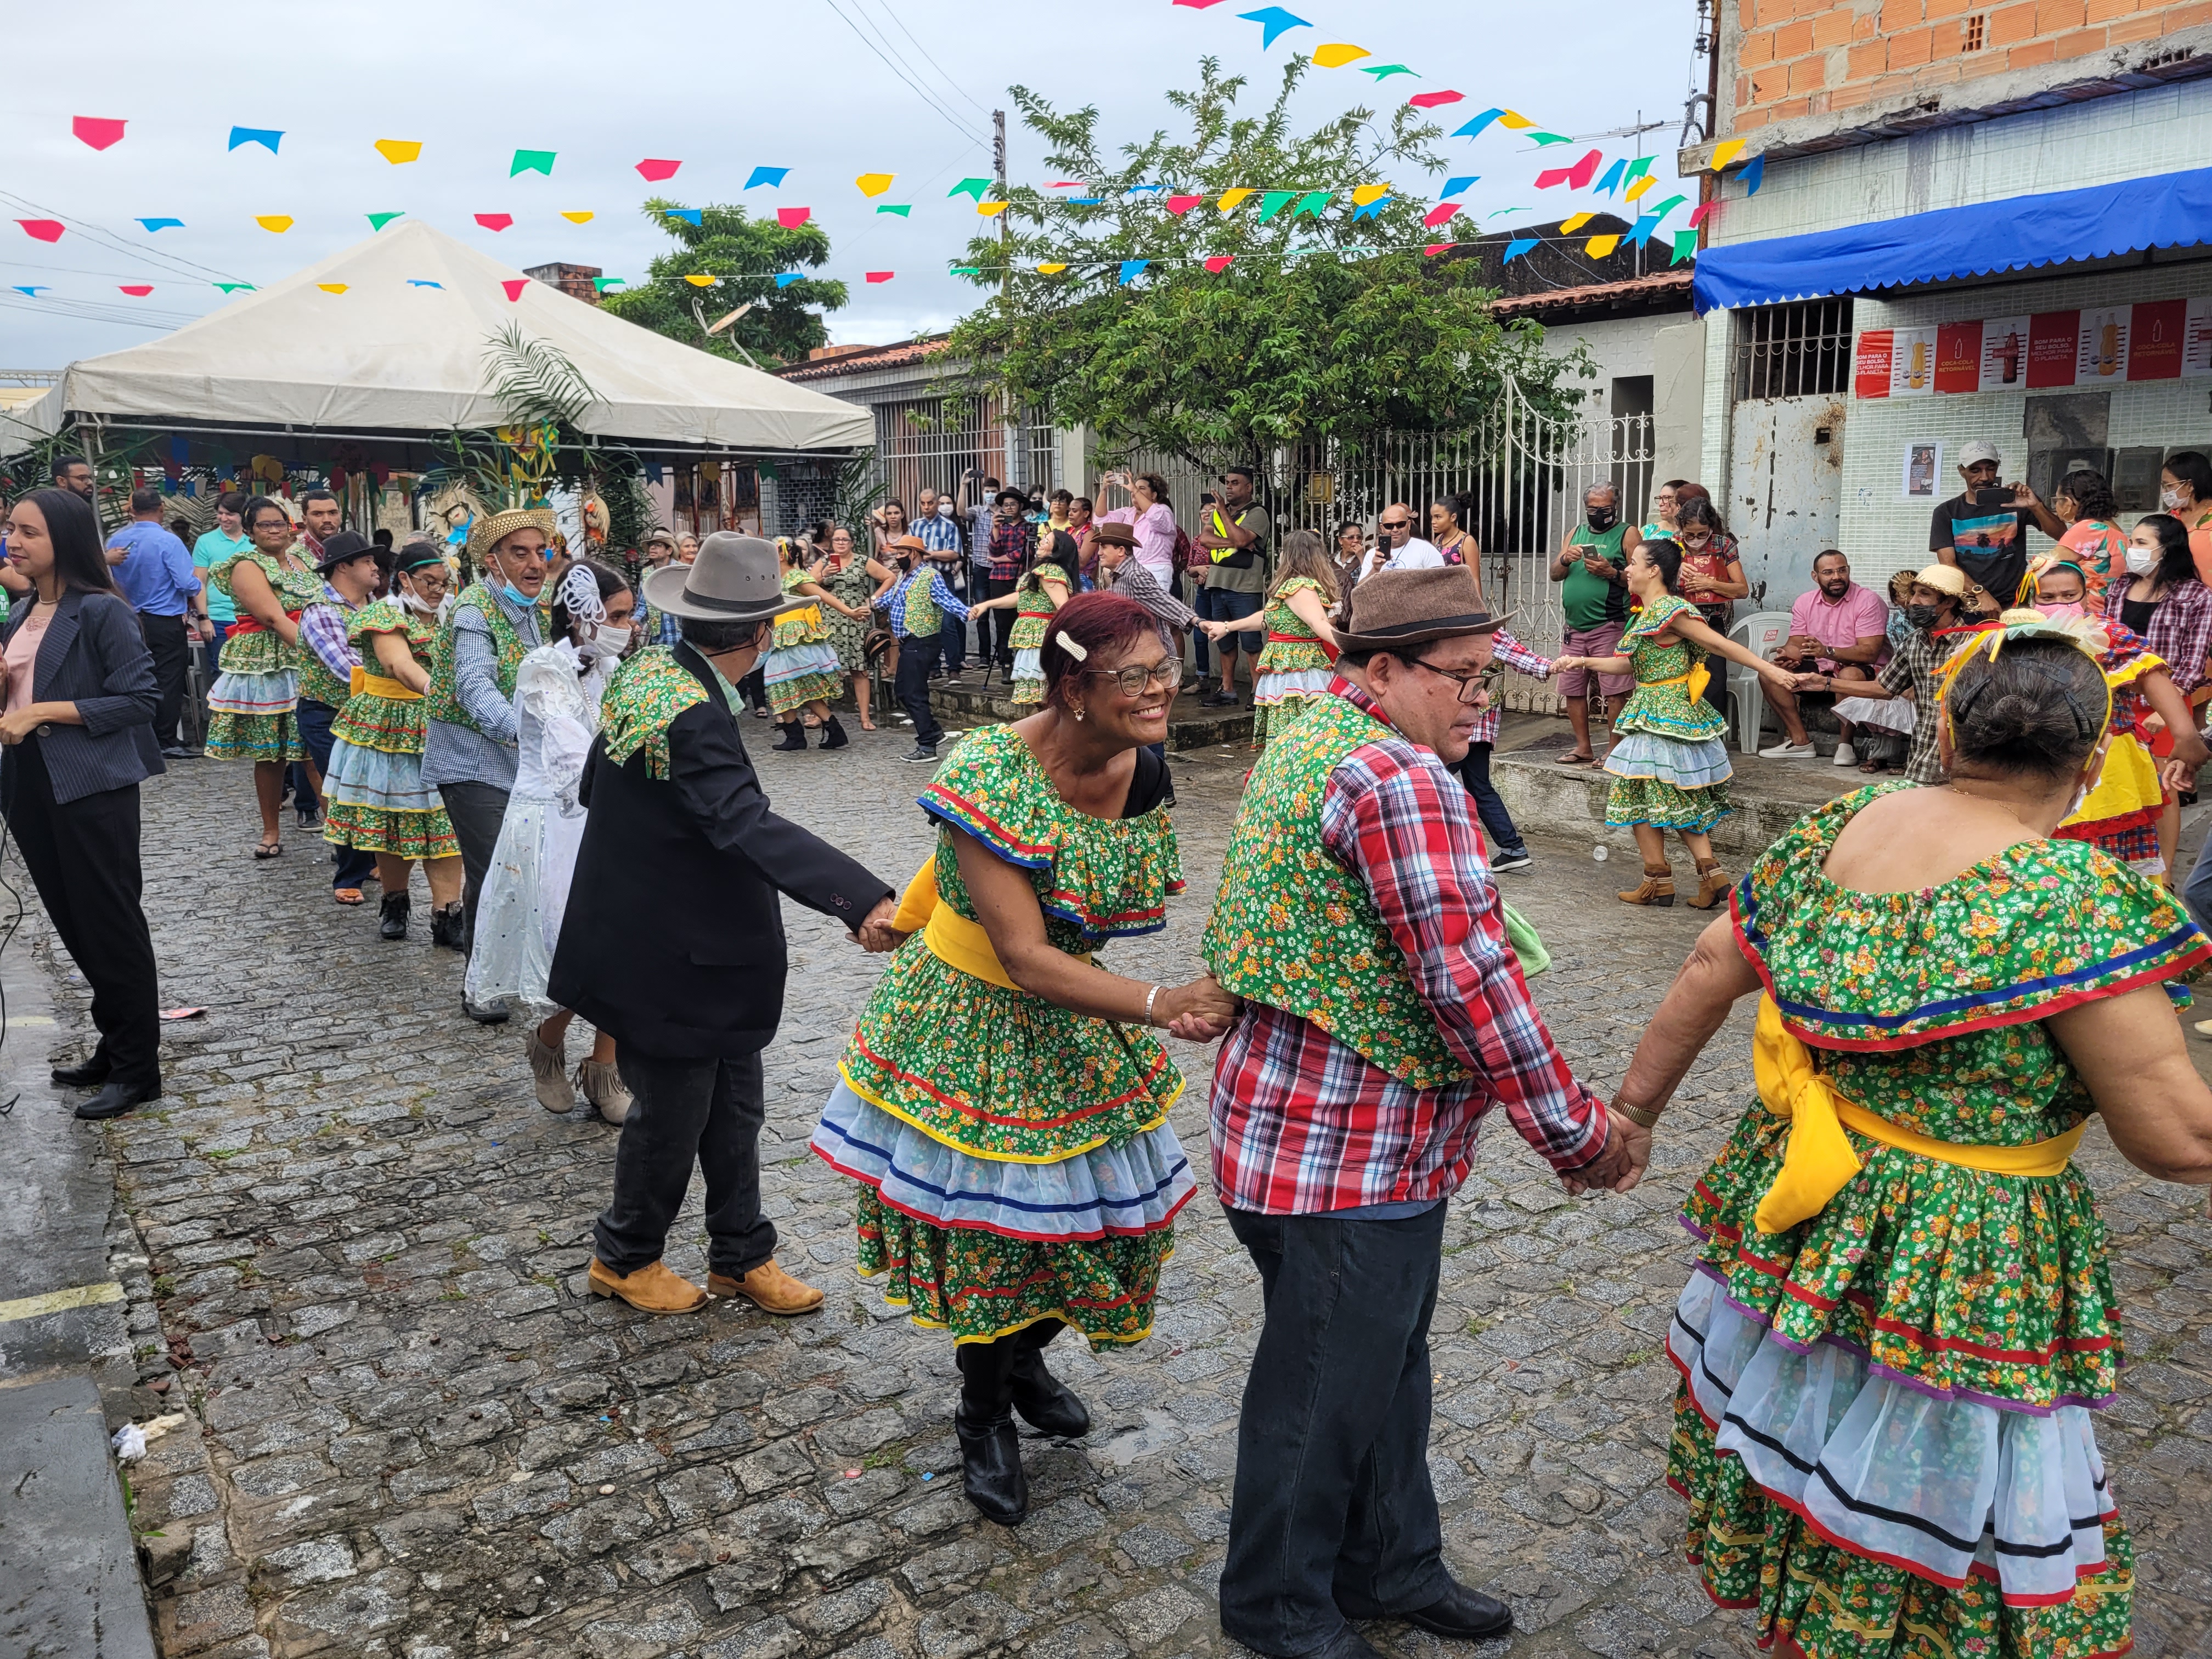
1072,704,1086,723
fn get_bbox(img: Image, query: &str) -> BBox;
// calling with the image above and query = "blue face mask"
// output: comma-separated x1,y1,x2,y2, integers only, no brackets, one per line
500,582,533,608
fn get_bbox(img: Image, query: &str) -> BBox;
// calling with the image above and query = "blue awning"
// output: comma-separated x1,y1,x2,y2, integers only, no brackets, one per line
1691,165,2212,315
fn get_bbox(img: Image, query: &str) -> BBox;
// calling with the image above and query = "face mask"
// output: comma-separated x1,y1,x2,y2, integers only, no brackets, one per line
2161,487,2186,510
937,501,955,518
2039,600,2087,624
2125,546,2158,575
578,622,630,661
1586,505,1617,531
397,586,437,615
1903,604,1944,629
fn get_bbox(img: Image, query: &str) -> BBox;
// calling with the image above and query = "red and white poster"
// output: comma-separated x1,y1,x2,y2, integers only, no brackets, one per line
2126,298,2186,381
2027,311,2080,389
1854,294,2212,397
2078,306,2129,382
1889,328,1936,398
1978,315,2030,391
2185,297,2212,379
1853,329,1894,399
1933,320,1983,394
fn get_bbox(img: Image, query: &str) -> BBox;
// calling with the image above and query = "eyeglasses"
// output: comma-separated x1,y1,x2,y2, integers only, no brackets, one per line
1380,517,1410,531
1406,658,1504,704
1082,662,1178,697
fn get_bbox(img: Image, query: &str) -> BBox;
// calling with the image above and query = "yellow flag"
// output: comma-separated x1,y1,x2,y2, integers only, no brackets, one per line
1624,175,1656,202
1313,42,1369,67
977,200,1009,217
317,283,347,294
1585,233,1621,257
855,172,894,198
1036,262,1068,274
561,211,594,224
1351,184,1391,206
374,139,422,165
1560,211,1594,233
1498,110,1534,129
684,274,715,286
1218,188,1255,211
255,215,292,233
1711,139,1746,170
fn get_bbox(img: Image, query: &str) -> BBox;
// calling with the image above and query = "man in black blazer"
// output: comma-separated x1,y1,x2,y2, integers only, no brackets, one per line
550,533,897,1316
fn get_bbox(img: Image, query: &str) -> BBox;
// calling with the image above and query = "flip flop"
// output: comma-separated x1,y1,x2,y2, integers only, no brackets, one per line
1555,751,1598,765
254,841,283,860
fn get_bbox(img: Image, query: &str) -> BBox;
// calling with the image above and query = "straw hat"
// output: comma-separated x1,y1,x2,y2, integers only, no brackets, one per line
1333,567,1512,653
1911,563,1969,598
467,505,557,560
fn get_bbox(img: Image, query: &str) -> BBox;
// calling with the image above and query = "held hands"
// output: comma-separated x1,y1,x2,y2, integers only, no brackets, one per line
1558,1108,1652,1197
1156,974,1239,1042
850,896,907,954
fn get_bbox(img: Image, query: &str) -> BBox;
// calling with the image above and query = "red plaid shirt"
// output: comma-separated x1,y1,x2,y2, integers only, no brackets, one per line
986,515,1032,584
1208,681,1609,1215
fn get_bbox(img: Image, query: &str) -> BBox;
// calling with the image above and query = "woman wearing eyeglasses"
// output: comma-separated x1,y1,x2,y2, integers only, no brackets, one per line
810,591,1237,1528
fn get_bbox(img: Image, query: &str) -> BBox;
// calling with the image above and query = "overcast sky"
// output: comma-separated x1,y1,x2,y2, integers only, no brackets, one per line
0,0,1699,369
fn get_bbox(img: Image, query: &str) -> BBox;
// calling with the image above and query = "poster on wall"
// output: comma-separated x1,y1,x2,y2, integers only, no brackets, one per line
1854,329,1894,398
2078,307,2129,382
1933,320,1982,393
1978,315,2030,391
1861,293,2212,397
2027,312,2080,388
1902,441,1941,500
2128,298,2186,381
1888,328,1936,398
2185,298,2212,377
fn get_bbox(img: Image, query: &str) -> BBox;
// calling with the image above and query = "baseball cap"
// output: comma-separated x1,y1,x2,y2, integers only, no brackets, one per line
1959,439,2000,469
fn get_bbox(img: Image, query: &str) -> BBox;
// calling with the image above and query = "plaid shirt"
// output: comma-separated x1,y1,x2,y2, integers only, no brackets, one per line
1877,624,1955,785
874,565,969,638
2107,575,2212,696
1104,557,1199,637
913,512,964,556
1208,682,1609,1214
297,583,361,682
1469,628,1550,747
985,515,1031,583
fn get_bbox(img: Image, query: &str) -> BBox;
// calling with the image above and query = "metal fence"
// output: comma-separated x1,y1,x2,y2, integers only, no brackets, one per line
868,395,1059,517
1114,380,1652,714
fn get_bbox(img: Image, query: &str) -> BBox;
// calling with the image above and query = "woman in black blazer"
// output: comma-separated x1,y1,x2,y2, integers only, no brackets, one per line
1,488,165,1119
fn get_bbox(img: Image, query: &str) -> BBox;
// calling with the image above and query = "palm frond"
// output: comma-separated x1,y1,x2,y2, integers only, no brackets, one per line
479,320,596,429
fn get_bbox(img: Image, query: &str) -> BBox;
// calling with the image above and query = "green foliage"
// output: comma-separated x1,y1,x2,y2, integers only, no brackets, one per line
600,200,848,369
942,58,1584,461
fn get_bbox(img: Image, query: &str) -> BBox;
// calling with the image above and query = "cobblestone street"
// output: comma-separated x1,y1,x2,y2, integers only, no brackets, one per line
32,723,2212,1659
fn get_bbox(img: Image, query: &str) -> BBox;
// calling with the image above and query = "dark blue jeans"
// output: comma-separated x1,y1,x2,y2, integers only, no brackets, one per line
1193,583,1263,680
1453,741,1526,857
895,631,944,748
295,698,377,891
1218,1201,1451,1656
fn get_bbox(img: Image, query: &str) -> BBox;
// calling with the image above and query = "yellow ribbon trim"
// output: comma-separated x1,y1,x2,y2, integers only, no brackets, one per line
1646,664,1712,702
348,666,422,700
893,860,1091,992
1751,995,2085,1235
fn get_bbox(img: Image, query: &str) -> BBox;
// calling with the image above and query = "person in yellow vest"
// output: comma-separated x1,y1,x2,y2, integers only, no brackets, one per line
1602,616,2212,1659
1201,566,1630,1658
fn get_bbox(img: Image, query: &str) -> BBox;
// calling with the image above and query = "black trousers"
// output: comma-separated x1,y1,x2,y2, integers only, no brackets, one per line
896,631,945,748
436,781,509,955
1452,742,1527,857
3,740,161,1090
592,1048,774,1278
979,575,1018,666
295,699,377,891
1218,1202,1451,1656
137,611,189,749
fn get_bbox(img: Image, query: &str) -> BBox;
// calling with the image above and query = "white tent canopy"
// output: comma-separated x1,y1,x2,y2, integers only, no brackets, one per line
1,221,871,454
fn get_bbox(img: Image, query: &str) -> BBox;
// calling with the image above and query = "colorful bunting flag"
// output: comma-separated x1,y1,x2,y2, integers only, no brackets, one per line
1503,238,1539,262
1560,212,1595,233
1218,189,1255,211
366,212,403,231
1119,259,1150,284
1174,1,1229,7
1408,91,1463,109
1497,111,1535,129
562,211,595,223
1688,201,1718,229
1238,7,1310,49
317,283,348,294
865,271,894,283
744,166,790,190
977,200,1008,217
119,285,154,297
1421,241,1455,257
1362,64,1416,79
1291,189,1332,218
949,178,990,201
1257,190,1297,222
666,208,703,225
1740,154,1765,194
636,159,682,182
777,207,813,227
684,274,715,286
1593,159,1626,195
1454,109,1503,139
407,279,443,288
775,273,805,288
1585,233,1621,257
17,220,64,242
1526,132,1570,145
1205,255,1236,273
1623,176,1656,202
1710,139,1746,170
228,127,283,154
375,139,421,165
1068,198,1104,205
877,204,912,216
1441,176,1477,199
510,149,556,177
1313,43,1368,66
213,281,253,293
1568,151,1603,190
950,266,982,275
1646,194,1686,219
475,213,513,232
1036,263,1069,274
501,279,528,302
1166,193,1205,215
1624,156,1654,183
1671,229,1699,264
255,215,292,233
1534,162,1573,189
136,217,183,232
1127,184,1165,195
1628,213,1660,247
1421,203,1460,228
855,173,894,197
73,117,126,151
1351,196,1391,220
11,286,49,295
1351,184,1392,206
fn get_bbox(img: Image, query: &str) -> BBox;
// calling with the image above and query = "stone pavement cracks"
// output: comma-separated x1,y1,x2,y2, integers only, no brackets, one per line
19,719,2212,1658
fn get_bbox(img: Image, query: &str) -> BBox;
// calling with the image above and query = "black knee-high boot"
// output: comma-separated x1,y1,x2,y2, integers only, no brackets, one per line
1007,1318,1090,1437
954,1338,1028,1526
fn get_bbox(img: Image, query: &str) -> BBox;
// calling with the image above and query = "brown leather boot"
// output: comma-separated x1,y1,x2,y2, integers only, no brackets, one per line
1689,860,1731,910
586,1257,707,1313
1617,863,1675,907
707,1259,825,1316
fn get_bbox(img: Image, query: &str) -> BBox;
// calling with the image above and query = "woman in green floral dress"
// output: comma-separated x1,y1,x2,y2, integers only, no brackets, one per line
810,591,1236,1527
968,531,1076,706
1200,528,1341,743
204,495,324,858
1554,539,1808,910
1593,623,2212,1659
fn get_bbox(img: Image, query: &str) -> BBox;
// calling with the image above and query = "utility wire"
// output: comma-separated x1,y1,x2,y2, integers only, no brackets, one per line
816,0,986,149
0,189,255,287
860,0,995,122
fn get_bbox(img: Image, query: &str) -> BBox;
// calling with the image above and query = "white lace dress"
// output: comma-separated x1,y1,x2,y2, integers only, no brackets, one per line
464,643,612,1015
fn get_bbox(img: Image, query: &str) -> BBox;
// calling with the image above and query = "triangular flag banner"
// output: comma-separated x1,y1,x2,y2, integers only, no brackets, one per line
366,212,403,232
744,166,789,190
1174,1,1229,6
1585,234,1621,257
684,274,716,287
1119,259,1150,285
510,149,556,177
317,284,348,294
592,277,625,291
1671,229,1699,265
1291,190,1332,218
74,117,126,150
16,220,63,242
501,279,528,302
1068,197,1104,205
777,207,814,227
665,208,703,225
1527,132,1570,145
12,286,49,296
1036,263,1069,275
1594,159,1626,195
1218,189,1255,211
1237,7,1310,49
1422,203,1461,229
561,211,595,224
1497,111,1534,129
374,139,421,165
1502,238,1539,262
951,266,983,275
1205,255,1236,273
1362,64,1416,80
1741,154,1766,194
1421,241,1455,257
1624,156,1654,183
1560,212,1595,233
976,201,1008,217
1535,163,1572,190
636,159,682,182
119,285,154,297
1568,150,1602,190
1351,196,1390,221
475,213,514,232
1257,190,1297,222
855,173,894,198
775,273,804,288
865,271,894,284
1166,194,1204,215
1624,176,1656,202
228,126,283,153
255,215,292,233
1628,214,1661,247
1408,91,1463,109
1351,184,1391,206
1454,109,1503,139
407,279,443,288
1441,176,1477,199
949,178,990,201
1688,201,1718,229
1313,43,1368,66
877,204,912,217
213,281,253,293
136,218,184,232
1647,195,1687,219
1711,139,1747,171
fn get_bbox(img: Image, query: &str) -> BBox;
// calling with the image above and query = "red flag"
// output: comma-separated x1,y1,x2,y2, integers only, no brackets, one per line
475,213,514,232
635,159,682,182
1534,166,1571,189
777,207,812,228
1422,203,1460,228
1567,149,1602,189
16,219,64,242
1688,201,1718,229
865,271,894,284
1407,91,1463,109
1166,194,1205,215
118,284,153,296
1423,241,1455,257
73,116,126,151
501,279,528,302
1204,256,1235,273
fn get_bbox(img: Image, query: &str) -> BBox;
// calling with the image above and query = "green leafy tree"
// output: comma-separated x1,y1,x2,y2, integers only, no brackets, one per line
601,199,848,369
943,58,1584,461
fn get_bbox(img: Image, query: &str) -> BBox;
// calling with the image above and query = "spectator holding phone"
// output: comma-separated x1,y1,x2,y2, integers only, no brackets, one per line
1930,438,2064,608
1096,470,1178,588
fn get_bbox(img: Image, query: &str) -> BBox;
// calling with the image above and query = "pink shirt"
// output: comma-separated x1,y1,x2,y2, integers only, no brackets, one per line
1788,580,1891,674
1099,503,1178,585
5,603,52,716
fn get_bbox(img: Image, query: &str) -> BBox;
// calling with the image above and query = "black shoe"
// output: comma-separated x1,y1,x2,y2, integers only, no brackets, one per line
1384,1582,1514,1642
771,723,809,752
378,892,411,940
1008,1348,1091,1438
75,1077,161,1120
160,744,193,760
428,902,466,950
953,1401,1028,1526
819,715,849,751
464,996,510,1025
901,745,939,765
1491,847,1534,873
1203,690,1241,708
50,1056,111,1088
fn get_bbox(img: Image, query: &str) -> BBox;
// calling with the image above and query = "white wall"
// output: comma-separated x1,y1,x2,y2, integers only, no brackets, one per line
1538,313,1662,406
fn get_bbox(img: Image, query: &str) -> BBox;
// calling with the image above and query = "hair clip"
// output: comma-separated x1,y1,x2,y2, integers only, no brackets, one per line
1056,633,1089,662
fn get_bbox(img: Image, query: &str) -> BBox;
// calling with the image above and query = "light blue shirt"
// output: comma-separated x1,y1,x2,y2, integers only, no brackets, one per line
191,527,248,623
108,520,201,616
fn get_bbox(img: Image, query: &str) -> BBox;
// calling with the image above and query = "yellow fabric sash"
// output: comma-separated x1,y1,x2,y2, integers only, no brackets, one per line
1751,995,2086,1235
891,860,1090,993
2063,732,2163,828
348,666,423,701
1647,664,1712,702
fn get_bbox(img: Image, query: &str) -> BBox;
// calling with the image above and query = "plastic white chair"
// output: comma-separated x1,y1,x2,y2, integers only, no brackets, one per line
1727,611,1794,756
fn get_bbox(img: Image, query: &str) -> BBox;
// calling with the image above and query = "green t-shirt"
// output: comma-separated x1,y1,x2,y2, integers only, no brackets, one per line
1561,522,1630,631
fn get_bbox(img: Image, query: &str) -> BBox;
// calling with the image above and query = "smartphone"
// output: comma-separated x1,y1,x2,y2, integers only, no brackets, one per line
1200,492,1218,506
1972,487,2015,513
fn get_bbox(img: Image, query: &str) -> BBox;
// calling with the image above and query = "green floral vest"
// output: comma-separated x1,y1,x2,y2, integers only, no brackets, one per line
292,589,357,710
424,583,537,732
898,568,942,637
599,647,710,781
1202,691,1474,1089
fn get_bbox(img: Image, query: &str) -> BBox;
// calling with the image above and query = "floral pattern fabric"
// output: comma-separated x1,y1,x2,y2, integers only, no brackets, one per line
323,602,455,858
818,556,879,672
1605,593,1733,831
424,583,535,733
599,647,709,780
203,549,320,762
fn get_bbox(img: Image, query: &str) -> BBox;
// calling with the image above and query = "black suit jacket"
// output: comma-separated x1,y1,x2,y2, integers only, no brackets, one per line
548,641,893,1060
0,589,161,806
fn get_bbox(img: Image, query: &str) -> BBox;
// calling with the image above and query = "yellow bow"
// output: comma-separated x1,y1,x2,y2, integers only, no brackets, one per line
1647,664,1712,703
891,859,1089,991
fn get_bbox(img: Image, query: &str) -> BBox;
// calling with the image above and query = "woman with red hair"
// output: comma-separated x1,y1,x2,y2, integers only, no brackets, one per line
810,592,1236,1528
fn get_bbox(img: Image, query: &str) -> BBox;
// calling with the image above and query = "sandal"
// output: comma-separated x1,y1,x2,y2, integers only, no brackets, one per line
1858,758,1891,774
332,888,365,905
1555,749,1597,765
254,839,283,860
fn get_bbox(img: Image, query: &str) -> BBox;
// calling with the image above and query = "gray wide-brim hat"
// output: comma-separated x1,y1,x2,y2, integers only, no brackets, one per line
641,532,812,624
1333,566,1513,653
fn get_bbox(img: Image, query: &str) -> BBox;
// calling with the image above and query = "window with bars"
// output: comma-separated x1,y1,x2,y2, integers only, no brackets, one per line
1732,298,1855,402
870,394,1057,514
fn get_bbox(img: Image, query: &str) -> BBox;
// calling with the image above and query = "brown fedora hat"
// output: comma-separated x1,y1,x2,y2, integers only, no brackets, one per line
1334,567,1512,653
1090,521,1138,549
641,532,812,625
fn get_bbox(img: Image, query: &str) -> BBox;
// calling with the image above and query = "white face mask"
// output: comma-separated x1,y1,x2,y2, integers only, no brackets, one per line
577,622,630,662
397,585,438,614
2125,545,2158,575
2161,487,2186,510
937,501,955,518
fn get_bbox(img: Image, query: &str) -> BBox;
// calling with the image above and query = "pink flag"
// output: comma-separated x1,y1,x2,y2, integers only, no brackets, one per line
1688,201,1718,229
777,207,812,228
1204,255,1235,273
1407,91,1463,109
865,271,894,283
1421,203,1460,229
1535,165,1571,189
118,284,153,296
73,116,127,150
635,159,682,182
475,213,514,232
501,279,528,301
1568,149,1602,189
1423,241,1455,257
16,219,64,242
1166,194,1205,215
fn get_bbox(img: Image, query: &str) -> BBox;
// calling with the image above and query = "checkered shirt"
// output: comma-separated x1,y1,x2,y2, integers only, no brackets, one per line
1468,628,1551,748
1207,682,1609,1215
912,513,964,557
985,515,1031,583
1877,624,1956,785
2107,575,2212,696
297,583,361,682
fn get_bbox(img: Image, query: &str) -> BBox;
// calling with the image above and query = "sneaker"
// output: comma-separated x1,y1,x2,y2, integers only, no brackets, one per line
1758,740,1818,760
902,746,939,764
1492,848,1534,873
1831,742,1858,767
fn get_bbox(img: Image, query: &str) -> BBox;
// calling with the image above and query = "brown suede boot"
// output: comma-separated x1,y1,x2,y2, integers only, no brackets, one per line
1617,863,1675,907
707,1259,825,1316
1689,860,1731,910
587,1257,707,1313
